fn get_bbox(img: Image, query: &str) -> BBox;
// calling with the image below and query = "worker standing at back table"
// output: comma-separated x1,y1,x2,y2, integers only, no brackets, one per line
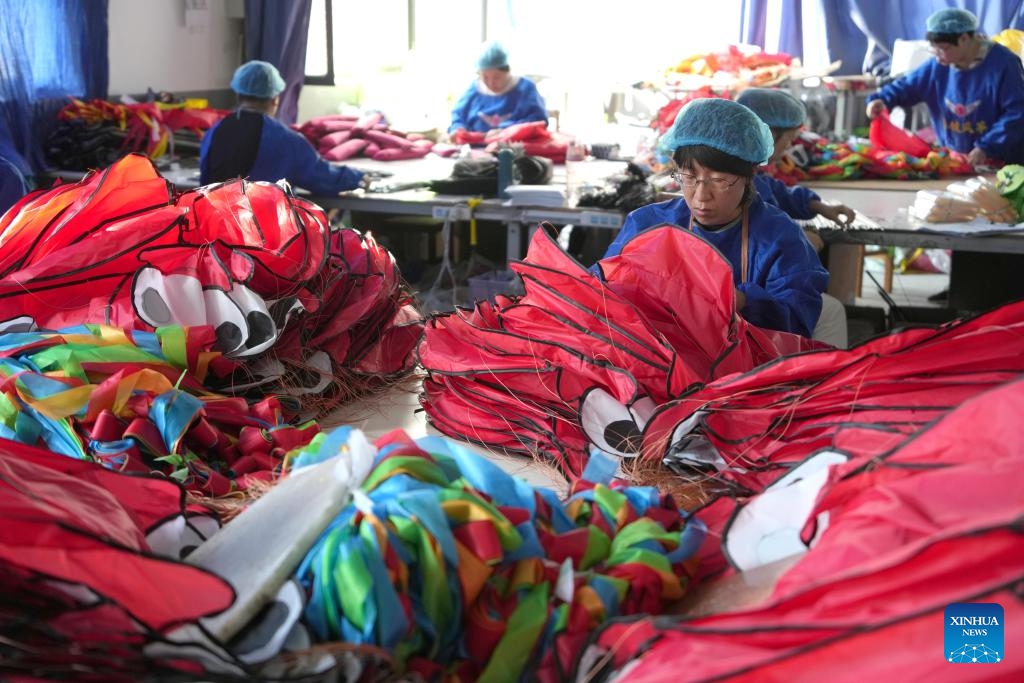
602,98,829,340
865,7,1024,167
449,42,549,144
200,60,365,193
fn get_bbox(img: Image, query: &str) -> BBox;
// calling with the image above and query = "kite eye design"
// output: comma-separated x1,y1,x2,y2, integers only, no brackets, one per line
0,315,37,334
580,389,656,458
133,268,278,357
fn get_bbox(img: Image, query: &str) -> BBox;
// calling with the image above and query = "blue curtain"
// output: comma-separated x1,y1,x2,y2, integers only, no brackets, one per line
742,0,804,59
743,0,1024,75
244,0,312,125
0,0,108,172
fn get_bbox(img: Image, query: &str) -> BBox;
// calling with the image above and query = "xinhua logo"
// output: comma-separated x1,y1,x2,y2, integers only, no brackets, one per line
945,603,1004,663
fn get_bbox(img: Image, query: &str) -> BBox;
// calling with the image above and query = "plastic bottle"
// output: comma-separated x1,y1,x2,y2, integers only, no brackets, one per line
565,139,587,206
497,148,514,199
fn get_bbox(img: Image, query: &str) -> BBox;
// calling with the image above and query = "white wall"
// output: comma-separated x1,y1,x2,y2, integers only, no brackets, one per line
107,0,243,96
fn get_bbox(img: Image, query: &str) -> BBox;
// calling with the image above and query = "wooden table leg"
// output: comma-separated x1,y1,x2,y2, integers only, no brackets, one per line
826,243,862,306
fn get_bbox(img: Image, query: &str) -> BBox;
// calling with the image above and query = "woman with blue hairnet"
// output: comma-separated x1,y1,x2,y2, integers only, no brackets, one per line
449,42,549,144
602,98,829,340
736,88,855,239
200,60,365,194
865,8,1024,167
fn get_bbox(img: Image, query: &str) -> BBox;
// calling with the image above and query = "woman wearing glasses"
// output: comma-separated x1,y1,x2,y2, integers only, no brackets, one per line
602,97,829,339
865,8,1024,167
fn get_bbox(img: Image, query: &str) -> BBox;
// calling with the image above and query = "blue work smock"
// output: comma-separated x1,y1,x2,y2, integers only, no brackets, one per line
866,41,1024,163
200,109,364,194
754,173,820,220
602,197,828,337
449,76,548,133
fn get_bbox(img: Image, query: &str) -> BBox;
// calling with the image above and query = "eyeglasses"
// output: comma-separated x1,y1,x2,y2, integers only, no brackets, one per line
928,43,955,55
673,172,742,191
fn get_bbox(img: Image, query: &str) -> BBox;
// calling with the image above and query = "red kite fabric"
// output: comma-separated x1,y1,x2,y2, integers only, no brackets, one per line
418,226,819,483
567,376,1024,682
869,110,933,159
0,154,423,416
0,436,235,680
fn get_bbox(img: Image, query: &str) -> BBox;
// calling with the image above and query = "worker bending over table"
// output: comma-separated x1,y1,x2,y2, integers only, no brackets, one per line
865,8,1024,167
735,87,851,346
448,42,549,144
602,98,835,343
200,60,365,194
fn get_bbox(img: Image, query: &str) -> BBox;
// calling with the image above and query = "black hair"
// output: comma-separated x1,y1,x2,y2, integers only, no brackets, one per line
926,30,973,45
673,144,758,204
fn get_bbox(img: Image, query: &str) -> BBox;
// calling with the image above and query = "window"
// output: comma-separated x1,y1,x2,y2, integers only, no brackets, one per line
304,0,334,85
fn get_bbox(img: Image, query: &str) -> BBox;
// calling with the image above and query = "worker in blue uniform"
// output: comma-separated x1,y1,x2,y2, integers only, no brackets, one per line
200,60,365,194
449,42,549,142
736,87,856,239
602,98,829,339
736,88,851,347
865,8,1024,167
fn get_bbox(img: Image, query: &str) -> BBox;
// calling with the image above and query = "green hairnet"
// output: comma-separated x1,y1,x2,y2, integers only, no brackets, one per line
926,8,979,34
736,88,806,129
658,98,774,165
231,60,286,98
477,42,509,70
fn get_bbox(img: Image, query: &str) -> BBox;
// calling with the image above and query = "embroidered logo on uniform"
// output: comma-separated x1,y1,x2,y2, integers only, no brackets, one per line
944,603,1004,664
944,98,982,118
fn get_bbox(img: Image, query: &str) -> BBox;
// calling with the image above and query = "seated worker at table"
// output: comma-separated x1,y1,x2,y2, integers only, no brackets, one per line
448,42,549,144
736,88,856,248
602,98,829,339
865,8,1024,167
200,60,365,194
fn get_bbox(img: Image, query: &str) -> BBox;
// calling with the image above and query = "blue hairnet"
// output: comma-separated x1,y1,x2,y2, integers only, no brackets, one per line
477,42,509,70
658,98,773,165
231,60,286,98
736,88,806,129
926,8,978,34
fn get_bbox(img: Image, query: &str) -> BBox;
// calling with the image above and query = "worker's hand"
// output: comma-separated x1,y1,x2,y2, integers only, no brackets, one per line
735,288,747,310
812,201,856,228
449,128,468,144
967,146,988,168
865,99,887,119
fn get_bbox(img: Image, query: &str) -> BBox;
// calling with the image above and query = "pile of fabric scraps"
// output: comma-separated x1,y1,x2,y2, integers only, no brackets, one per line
663,45,794,91
766,126,974,184
418,226,820,485
0,424,703,682
0,153,424,418
453,121,575,163
0,324,319,495
293,111,442,162
291,427,704,682
46,97,226,170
